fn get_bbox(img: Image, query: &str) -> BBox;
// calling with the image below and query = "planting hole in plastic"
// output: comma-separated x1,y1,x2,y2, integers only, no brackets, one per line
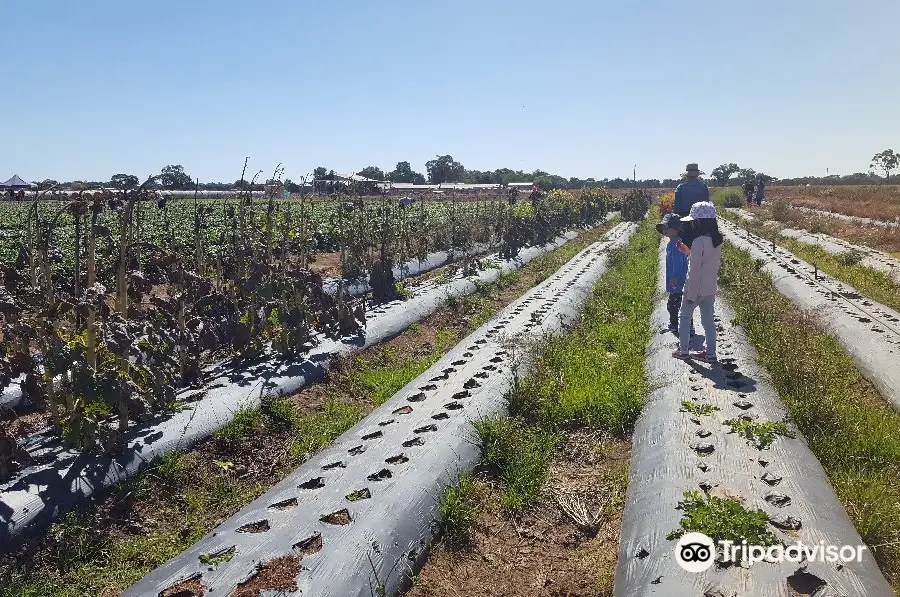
293,532,323,556
320,509,352,525
159,572,206,597
393,405,413,415
299,477,325,490
367,469,392,482
236,519,270,533
385,454,409,465
269,498,298,511
362,431,382,440
346,488,372,502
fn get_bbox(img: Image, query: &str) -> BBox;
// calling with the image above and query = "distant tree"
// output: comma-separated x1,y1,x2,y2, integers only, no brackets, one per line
711,163,741,186
357,166,385,181
426,155,466,184
110,173,139,190
37,179,58,190
160,165,193,190
387,161,426,184
871,149,898,183
738,168,757,182
284,179,301,193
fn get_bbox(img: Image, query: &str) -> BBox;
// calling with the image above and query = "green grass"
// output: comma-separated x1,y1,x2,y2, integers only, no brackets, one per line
712,188,745,208
447,215,656,522
289,398,363,460
474,417,558,514
346,329,459,406
438,473,479,543
1,463,265,597
215,407,262,441
667,490,778,546
719,242,900,586
509,217,658,434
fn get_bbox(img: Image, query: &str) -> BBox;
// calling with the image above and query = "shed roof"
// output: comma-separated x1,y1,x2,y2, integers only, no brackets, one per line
0,174,31,188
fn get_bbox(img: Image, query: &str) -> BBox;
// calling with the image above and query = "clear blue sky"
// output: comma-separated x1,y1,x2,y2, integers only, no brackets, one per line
2,0,898,183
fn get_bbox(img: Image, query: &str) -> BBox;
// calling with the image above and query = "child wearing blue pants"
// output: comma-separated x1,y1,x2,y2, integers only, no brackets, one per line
656,213,690,333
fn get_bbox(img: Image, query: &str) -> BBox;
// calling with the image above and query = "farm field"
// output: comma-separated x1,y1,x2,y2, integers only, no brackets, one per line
0,188,641,594
732,196,900,257
766,184,900,224
2,190,900,597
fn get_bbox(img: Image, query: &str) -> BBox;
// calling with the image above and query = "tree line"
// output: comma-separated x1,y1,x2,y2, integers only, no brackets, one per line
25,148,900,194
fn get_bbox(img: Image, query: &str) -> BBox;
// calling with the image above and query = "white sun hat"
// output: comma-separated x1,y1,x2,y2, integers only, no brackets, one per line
680,201,717,221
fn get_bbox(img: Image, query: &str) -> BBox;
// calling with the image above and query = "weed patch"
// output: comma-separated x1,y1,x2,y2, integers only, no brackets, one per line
438,473,479,544
680,401,719,416
475,417,557,514
667,490,777,547
216,408,262,441
723,418,794,449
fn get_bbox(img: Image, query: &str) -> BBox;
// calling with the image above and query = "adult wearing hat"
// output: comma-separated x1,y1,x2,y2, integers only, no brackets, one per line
673,163,710,218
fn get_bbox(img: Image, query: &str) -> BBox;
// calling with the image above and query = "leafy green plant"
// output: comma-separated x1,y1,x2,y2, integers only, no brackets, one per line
680,400,719,416
724,418,795,448
667,490,778,546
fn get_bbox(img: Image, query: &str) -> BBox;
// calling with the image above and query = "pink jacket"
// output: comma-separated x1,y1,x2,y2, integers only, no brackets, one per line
683,235,722,301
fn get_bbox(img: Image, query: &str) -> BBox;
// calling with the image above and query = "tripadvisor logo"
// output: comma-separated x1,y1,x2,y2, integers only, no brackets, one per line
675,533,716,572
674,532,869,571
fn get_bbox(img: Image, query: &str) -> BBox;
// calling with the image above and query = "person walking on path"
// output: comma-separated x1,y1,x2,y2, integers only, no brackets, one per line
754,176,766,207
656,213,693,335
743,178,755,207
672,201,724,364
673,163,710,217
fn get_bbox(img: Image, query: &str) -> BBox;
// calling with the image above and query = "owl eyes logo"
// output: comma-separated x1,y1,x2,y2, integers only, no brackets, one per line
674,532,716,572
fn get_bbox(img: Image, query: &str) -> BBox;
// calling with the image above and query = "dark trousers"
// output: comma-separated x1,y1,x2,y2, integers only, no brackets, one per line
667,292,683,329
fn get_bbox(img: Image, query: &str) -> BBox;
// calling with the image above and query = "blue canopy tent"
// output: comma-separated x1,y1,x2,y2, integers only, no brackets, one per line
0,175,32,189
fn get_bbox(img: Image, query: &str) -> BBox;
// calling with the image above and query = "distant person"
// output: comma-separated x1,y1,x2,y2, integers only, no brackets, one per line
742,178,755,207
754,177,765,207
672,201,723,365
673,163,710,217
656,213,694,336
399,196,414,208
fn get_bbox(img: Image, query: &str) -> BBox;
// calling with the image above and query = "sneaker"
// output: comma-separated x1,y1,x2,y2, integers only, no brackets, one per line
672,349,691,360
690,351,718,364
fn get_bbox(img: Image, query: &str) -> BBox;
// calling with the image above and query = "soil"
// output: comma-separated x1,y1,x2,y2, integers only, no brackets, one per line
408,432,631,597
309,251,343,277
160,575,206,596
230,555,302,597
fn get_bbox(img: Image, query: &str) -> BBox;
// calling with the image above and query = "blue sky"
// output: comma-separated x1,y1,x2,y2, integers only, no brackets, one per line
2,0,898,183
